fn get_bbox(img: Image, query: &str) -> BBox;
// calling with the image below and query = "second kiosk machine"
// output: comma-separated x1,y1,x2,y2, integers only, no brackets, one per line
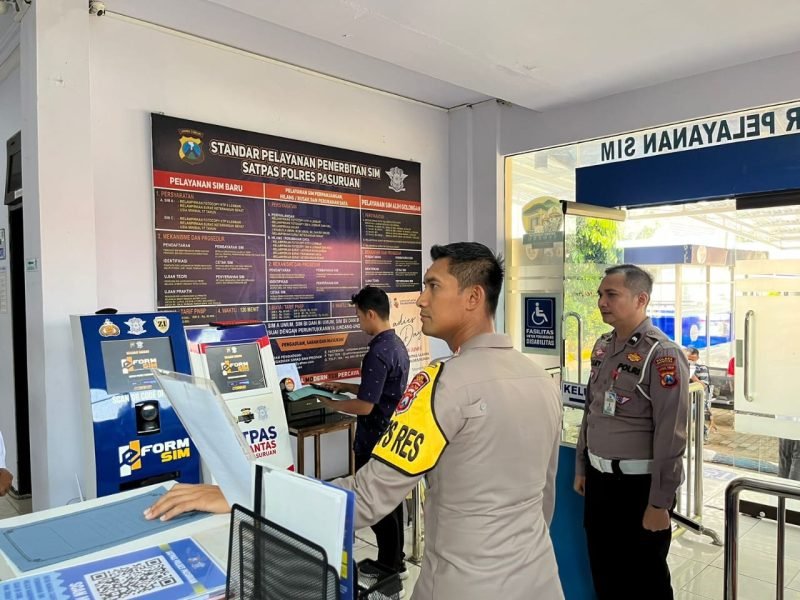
185,323,294,471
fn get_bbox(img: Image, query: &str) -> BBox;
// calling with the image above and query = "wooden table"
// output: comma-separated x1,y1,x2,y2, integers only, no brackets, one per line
288,413,356,479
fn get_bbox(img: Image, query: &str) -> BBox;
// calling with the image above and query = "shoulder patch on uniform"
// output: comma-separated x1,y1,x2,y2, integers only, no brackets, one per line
372,361,448,477
659,368,679,388
654,355,675,367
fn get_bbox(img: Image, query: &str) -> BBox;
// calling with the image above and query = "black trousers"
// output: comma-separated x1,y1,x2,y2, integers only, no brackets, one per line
584,465,673,600
355,452,405,571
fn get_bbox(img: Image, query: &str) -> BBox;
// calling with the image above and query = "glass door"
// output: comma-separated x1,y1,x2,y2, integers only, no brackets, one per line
562,203,625,385
732,199,800,514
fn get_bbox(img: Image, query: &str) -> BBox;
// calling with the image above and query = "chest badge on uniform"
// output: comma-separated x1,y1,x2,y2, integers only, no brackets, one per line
627,352,642,362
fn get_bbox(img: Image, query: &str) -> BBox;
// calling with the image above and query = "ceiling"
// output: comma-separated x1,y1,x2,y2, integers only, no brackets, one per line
90,0,800,111
8,1,800,111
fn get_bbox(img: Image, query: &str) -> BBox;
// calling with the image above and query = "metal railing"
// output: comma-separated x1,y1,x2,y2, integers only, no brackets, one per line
672,382,722,545
724,477,800,600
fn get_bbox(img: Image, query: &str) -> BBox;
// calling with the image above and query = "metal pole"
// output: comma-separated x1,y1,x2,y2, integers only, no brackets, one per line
410,481,424,564
724,482,740,600
685,391,694,516
694,386,705,518
777,496,786,600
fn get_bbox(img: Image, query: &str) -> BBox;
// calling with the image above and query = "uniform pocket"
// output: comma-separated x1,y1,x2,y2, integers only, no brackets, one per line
461,400,488,419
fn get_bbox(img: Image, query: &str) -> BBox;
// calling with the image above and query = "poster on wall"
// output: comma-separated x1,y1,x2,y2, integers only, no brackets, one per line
151,114,426,381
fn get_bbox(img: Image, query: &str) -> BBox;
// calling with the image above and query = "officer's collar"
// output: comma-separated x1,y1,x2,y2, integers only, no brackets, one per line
458,332,513,352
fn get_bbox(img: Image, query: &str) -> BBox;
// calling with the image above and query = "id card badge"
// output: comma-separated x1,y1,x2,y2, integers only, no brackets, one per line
603,390,618,416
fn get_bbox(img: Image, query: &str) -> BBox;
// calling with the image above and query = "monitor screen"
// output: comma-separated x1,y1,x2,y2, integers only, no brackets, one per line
205,343,267,395
101,337,176,394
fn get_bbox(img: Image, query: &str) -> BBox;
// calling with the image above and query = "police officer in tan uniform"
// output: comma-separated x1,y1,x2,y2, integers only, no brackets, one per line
574,264,689,600
337,242,564,600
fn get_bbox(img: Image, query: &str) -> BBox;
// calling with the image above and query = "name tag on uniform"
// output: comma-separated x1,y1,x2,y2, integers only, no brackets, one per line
603,390,618,416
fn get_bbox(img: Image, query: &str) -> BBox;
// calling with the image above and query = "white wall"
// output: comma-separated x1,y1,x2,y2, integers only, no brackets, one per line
21,13,449,509
88,14,450,352
499,49,800,157
0,64,20,480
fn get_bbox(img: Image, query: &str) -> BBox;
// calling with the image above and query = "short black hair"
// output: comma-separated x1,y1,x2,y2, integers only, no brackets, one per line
430,242,505,316
686,346,700,357
604,264,653,296
351,286,390,320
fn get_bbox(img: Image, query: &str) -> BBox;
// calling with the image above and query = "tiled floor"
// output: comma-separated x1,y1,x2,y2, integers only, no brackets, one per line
667,462,800,600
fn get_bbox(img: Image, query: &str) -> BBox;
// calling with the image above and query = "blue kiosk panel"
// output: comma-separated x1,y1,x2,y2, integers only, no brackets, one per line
75,312,200,497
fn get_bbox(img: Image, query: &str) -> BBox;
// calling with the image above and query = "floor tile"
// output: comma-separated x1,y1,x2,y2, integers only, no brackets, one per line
710,543,800,585
675,591,710,600
668,555,710,589
682,565,800,599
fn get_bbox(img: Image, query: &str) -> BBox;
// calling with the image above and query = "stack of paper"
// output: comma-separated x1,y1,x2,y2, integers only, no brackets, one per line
262,469,348,573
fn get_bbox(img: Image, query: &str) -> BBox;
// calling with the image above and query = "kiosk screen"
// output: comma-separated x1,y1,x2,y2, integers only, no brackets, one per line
101,337,176,394
205,343,267,395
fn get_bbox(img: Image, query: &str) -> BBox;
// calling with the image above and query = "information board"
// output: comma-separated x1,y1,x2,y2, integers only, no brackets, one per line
152,115,425,380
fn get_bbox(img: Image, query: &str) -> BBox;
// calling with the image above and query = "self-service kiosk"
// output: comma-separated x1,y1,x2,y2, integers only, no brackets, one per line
185,323,293,470
72,312,201,498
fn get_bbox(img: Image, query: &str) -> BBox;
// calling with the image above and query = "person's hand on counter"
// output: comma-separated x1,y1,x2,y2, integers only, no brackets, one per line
144,483,230,521
316,382,358,395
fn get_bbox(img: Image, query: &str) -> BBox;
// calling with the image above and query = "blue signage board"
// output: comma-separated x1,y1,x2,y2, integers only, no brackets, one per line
522,295,560,355
72,312,200,498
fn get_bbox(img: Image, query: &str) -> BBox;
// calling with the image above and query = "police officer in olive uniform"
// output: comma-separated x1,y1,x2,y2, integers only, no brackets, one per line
574,264,689,600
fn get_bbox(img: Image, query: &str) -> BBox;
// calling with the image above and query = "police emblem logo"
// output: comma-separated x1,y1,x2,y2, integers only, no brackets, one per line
659,366,678,387
99,318,121,337
124,317,147,336
153,316,170,333
385,166,408,193
178,128,205,165
627,352,642,362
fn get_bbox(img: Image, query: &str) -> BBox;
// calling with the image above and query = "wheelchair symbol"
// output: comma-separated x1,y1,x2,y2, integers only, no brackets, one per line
531,302,549,326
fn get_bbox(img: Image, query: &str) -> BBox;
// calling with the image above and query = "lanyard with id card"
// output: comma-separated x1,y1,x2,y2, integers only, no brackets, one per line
602,369,620,416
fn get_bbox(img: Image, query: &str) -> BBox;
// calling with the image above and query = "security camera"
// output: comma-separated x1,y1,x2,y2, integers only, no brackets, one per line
89,1,105,16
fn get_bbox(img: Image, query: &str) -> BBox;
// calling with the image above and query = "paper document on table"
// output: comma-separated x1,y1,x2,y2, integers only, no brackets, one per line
154,370,255,511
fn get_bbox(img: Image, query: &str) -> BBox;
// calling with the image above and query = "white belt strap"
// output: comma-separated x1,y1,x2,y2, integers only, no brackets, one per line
588,450,652,475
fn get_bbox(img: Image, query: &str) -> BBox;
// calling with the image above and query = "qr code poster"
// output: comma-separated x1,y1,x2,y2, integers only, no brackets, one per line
0,538,226,600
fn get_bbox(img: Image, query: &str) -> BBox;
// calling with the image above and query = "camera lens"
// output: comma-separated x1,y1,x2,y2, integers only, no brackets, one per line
140,403,158,421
